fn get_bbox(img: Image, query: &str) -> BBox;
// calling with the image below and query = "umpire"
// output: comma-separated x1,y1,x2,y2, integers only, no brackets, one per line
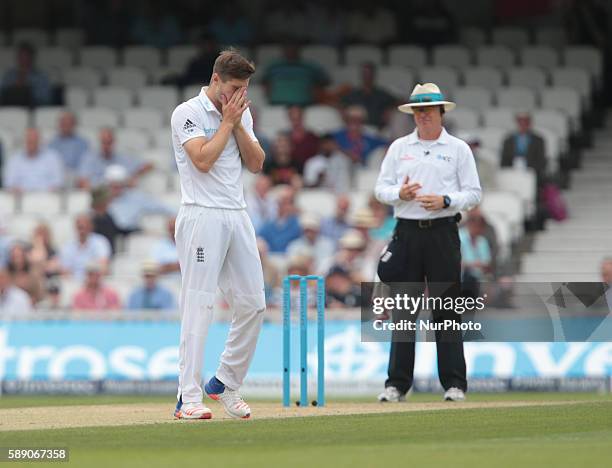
374,83,482,402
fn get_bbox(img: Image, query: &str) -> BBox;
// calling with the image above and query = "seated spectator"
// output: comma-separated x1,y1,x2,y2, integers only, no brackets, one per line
347,5,397,45
368,195,396,241
501,111,547,188
60,213,112,279
29,222,61,278
2,128,64,193
174,33,220,87
105,165,174,234
303,134,352,192
130,2,182,48
287,213,335,274
127,261,176,310
459,209,493,297
78,128,153,189
48,111,90,178
325,266,362,308
208,2,253,45
320,194,351,245
0,267,32,317
287,105,320,173
246,174,277,232
333,106,387,165
459,132,498,191
0,218,13,267
151,216,180,276
91,187,121,254
36,279,64,311
72,261,121,311
331,229,369,283
263,133,301,187
257,238,281,306
262,43,330,106
7,242,45,304
342,63,397,129
470,207,500,277
0,42,52,106
258,186,301,253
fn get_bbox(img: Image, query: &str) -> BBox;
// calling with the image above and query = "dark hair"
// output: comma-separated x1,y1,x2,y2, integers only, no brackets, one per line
213,49,255,81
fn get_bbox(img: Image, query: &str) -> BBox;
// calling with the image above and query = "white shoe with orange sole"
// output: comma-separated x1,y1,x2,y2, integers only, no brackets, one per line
174,398,213,420
207,389,251,419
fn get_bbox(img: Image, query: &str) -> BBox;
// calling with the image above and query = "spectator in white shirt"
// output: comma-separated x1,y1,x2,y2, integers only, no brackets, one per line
0,267,32,318
2,128,64,193
246,174,277,232
303,134,353,193
60,213,111,280
287,213,335,274
48,111,90,177
150,216,180,276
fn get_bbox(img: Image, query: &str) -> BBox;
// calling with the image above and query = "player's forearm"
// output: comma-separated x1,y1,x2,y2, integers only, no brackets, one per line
192,122,234,172
234,124,265,173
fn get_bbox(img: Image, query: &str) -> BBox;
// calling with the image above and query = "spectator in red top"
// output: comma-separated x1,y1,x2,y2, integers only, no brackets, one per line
72,261,121,311
287,105,320,173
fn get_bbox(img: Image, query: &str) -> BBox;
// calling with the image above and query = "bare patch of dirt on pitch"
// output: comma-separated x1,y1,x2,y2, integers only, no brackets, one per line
0,400,597,432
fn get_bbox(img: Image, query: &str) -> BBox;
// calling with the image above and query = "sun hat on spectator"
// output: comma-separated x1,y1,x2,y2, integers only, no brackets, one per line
339,229,366,250
351,208,377,229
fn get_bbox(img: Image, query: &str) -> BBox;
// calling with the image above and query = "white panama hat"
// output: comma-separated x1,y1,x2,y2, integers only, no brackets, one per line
398,83,456,114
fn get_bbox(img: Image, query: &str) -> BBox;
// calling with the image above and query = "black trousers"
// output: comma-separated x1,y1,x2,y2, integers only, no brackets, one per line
383,218,467,394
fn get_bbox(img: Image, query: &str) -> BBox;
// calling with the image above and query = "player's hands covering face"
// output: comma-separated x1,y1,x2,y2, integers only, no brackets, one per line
221,87,251,127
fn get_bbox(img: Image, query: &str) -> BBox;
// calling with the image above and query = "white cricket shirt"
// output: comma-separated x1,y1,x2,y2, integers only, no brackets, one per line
375,127,482,219
171,87,258,209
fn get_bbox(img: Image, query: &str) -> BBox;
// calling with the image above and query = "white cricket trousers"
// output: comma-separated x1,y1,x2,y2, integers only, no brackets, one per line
175,205,266,404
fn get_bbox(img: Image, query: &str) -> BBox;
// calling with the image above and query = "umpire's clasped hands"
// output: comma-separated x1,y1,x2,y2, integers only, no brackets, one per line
399,176,445,210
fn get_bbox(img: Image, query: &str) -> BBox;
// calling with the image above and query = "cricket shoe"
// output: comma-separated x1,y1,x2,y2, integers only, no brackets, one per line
377,386,407,402
443,387,466,402
174,397,212,420
205,376,250,419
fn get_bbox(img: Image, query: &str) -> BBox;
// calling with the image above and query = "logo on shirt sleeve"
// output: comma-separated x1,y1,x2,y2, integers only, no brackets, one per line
183,119,197,133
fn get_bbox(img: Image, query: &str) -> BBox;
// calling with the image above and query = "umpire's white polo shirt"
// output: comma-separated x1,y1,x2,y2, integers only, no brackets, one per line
171,87,258,209
375,127,482,219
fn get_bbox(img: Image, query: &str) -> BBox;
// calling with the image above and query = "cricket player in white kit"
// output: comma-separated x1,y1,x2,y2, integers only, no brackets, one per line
170,50,266,420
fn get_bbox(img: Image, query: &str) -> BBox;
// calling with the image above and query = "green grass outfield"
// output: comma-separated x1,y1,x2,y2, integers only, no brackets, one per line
1,393,612,468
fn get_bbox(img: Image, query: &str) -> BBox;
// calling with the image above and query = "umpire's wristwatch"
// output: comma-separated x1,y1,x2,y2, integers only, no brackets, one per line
442,195,451,208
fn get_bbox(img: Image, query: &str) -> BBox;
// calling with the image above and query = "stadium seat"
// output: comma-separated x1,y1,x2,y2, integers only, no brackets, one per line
418,66,459,92
63,67,103,90
330,65,360,87
0,191,16,214
304,105,342,134
125,234,163,256
111,254,144,278
0,107,29,134
496,87,537,111
122,107,164,131
258,106,289,140
520,46,559,70
33,107,63,129
246,83,267,108
463,67,504,92
551,67,592,105
536,127,562,172
475,46,515,69
480,191,523,240
535,27,567,47
540,87,581,130
482,211,512,262
491,27,530,49
377,66,414,99
0,129,16,154
255,44,283,68
137,86,179,113
139,170,170,193
452,87,493,112
445,108,480,131
115,128,151,153
54,28,84,49
107,67,148,91
475,127,507,153
93,87,135,112
182,84,201,101
532,109,571,141
78,108,119,129
0,47,12,69
496,168,537,217
507,67,548,91
302,45,339,68
142,147,175,171
482,107,515,129
20,192,62,215
12,28,48,47
296,189,336,218
458,27,487,48
355,169,379,192
65,190,91,214
152,132,173,154
64,87,90,110
432,45,472,68
141,213,170,235
123,46,161,70
564,46,603,82
6,215,40,241
79,46,118,69
387,45,426,68
37,47,74,71
345,45,384,66
166,45,197,70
